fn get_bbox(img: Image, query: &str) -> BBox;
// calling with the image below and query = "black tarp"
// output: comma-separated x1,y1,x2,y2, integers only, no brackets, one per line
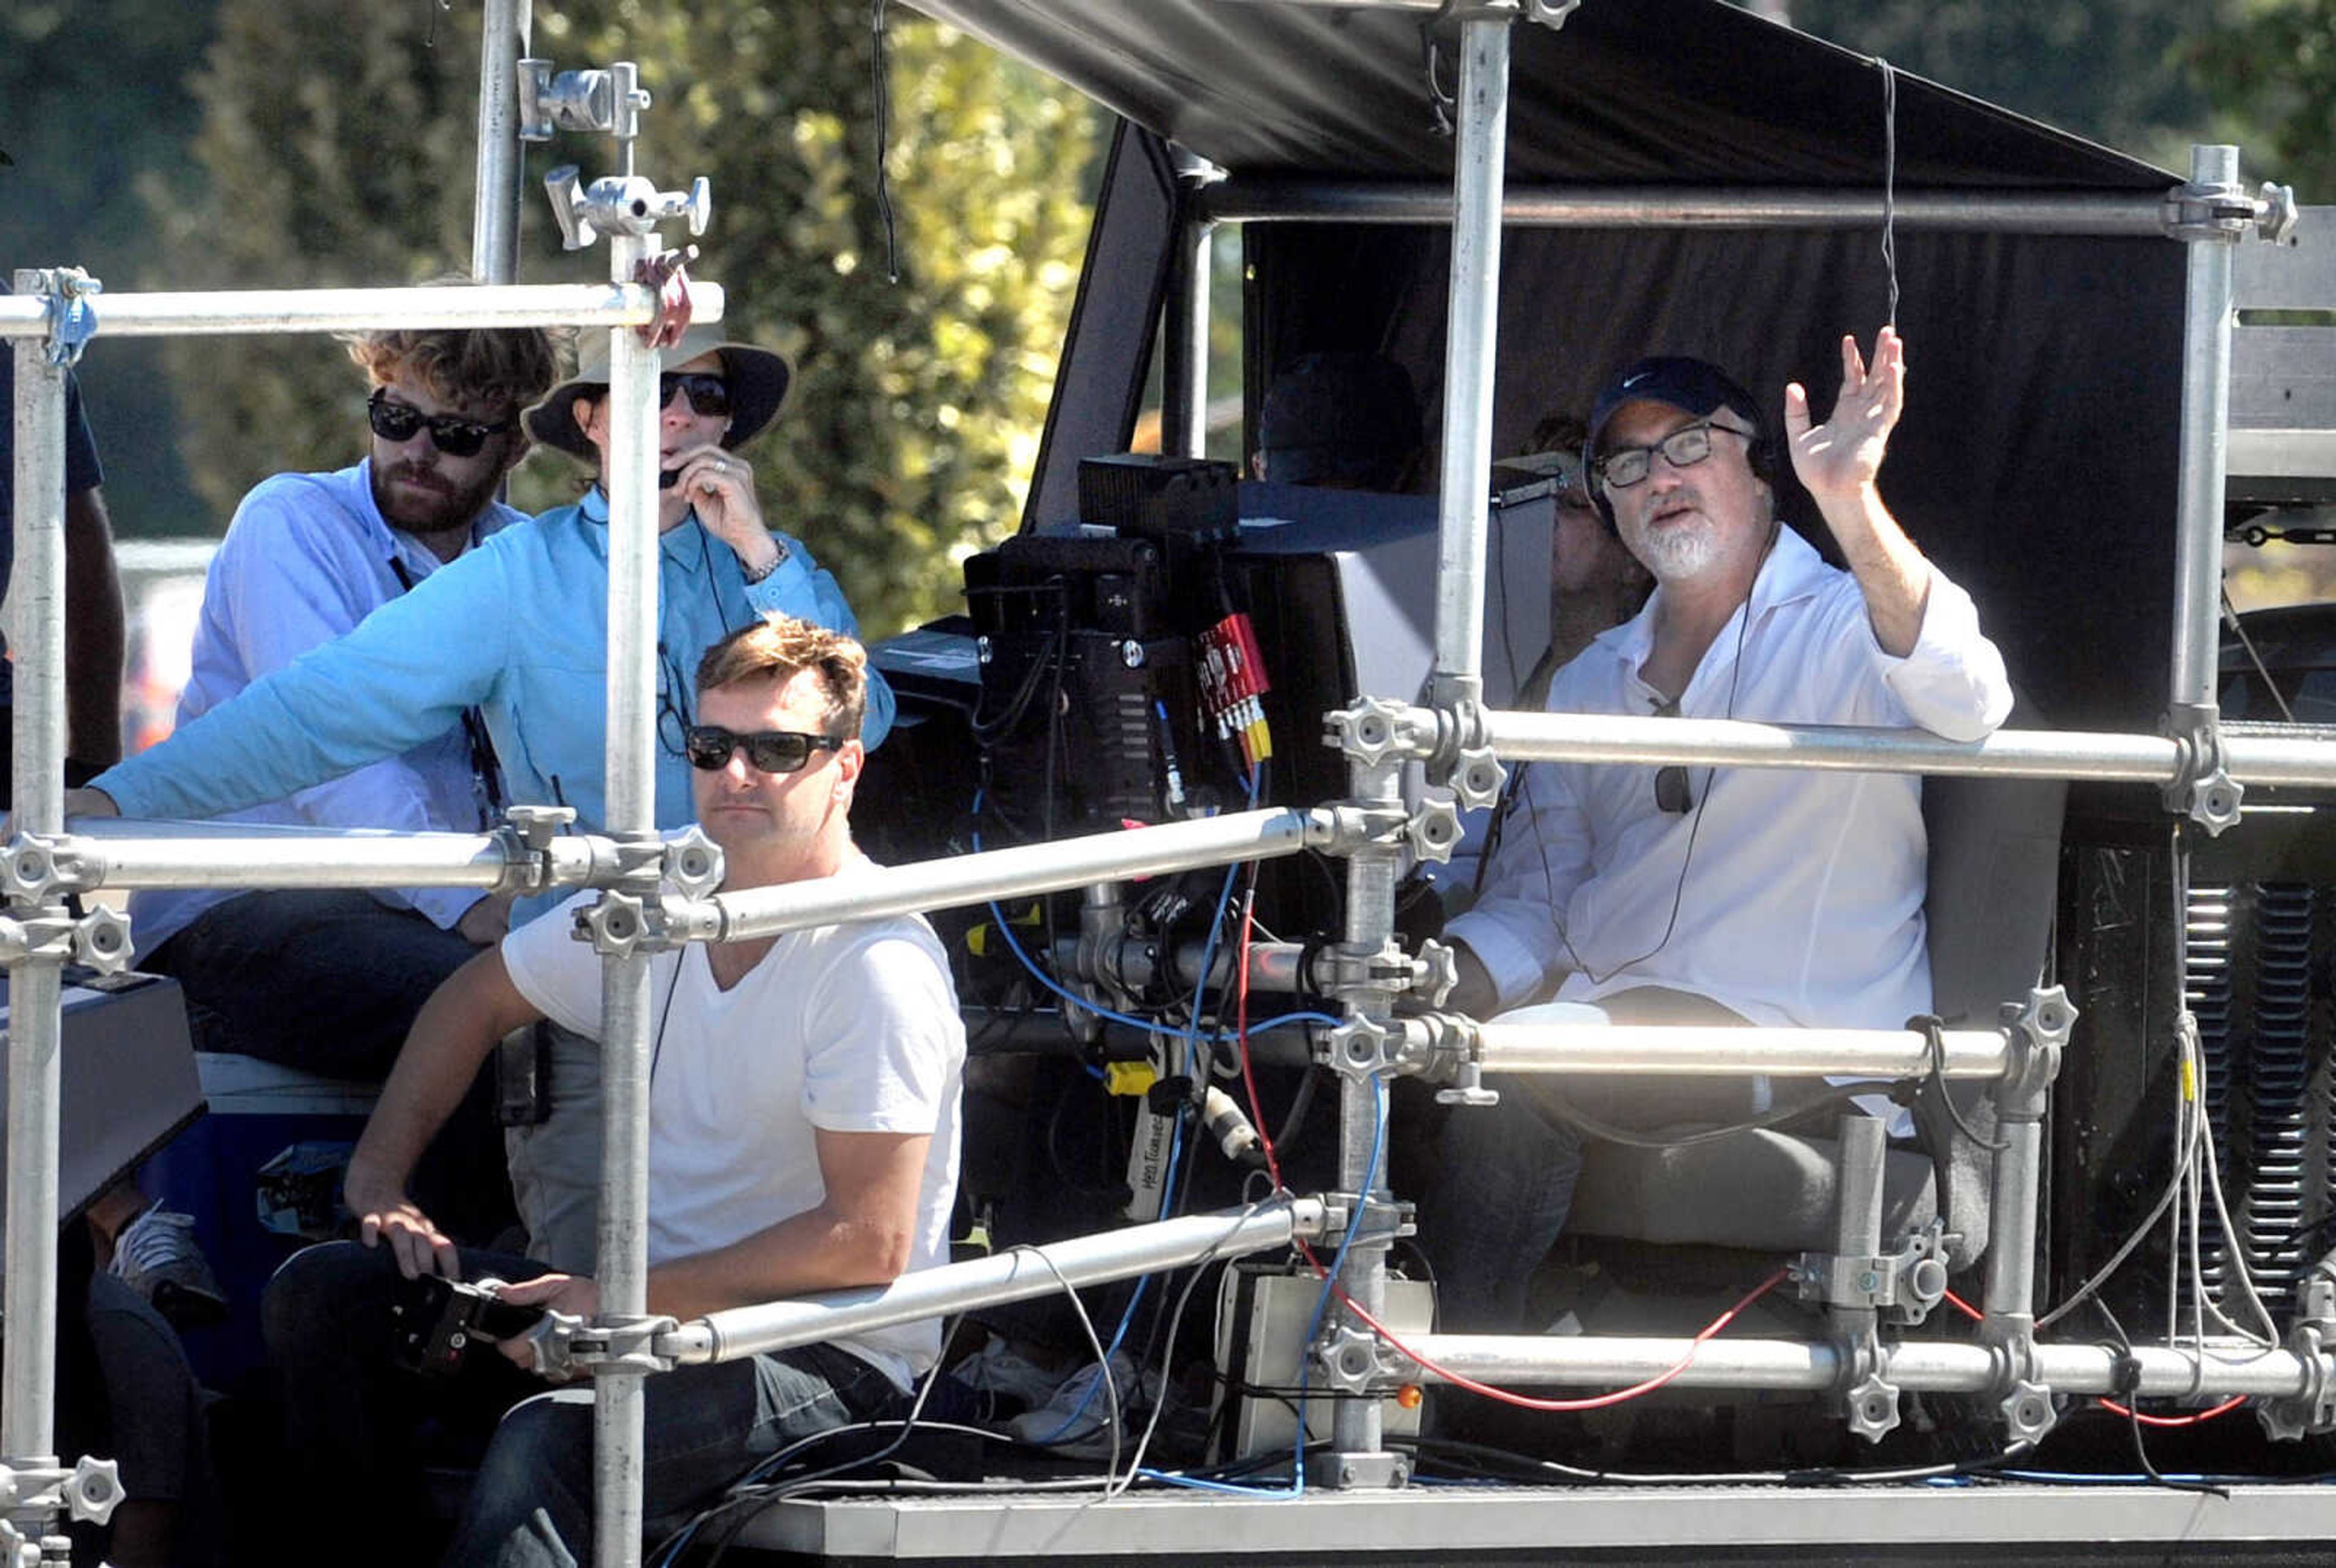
914,0,2189,726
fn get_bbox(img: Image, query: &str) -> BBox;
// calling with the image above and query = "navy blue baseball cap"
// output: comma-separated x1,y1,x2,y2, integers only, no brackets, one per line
1587,356,1762,456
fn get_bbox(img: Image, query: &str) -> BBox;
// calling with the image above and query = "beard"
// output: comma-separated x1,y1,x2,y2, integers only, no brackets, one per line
372,457,502,539
1623,505,1722,582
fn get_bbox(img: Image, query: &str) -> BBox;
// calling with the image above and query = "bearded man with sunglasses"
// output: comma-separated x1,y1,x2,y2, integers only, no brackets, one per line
262,618,962,1568
1420,330,2014,1334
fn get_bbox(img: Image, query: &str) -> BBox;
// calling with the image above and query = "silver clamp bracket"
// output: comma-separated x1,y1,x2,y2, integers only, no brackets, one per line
1314,1191,1413,1257
2164,699,2242,835
2258,1263,2336,1440
518,59,652,145
544,167,712,250
490,803,579,896
568,1313,681,1378
1835,1325,1902,1444
1796,1219,1952,1327
0,1454,122,1527
1998,985,2073,1121
1405,795,1463,864
1323,698,1433,772
1307,803,1414,856
1316,1321,1408,1396
1324,1015,1405,1080
0,835,93,907
1975,1322,2059,1445
2162,174,2298,245
1410,939,1459,1009
29,268,102,369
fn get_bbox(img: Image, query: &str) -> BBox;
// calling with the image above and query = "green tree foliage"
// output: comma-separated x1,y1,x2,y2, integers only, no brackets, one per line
2194,0,2336,198
4,0,214,536
153,0,1098,636
1782,0,2242,170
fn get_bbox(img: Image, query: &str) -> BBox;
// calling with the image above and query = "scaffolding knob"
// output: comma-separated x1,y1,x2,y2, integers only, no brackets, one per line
61,1456,120,1527
543,165,594,251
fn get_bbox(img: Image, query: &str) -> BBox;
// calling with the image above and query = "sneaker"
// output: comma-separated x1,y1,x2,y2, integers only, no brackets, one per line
956,1337,1071,1419
1006,1351,1162,1458
109,1204,228,1329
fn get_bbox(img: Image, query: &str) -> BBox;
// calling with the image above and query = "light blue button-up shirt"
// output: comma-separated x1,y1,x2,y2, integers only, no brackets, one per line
98,485,893,929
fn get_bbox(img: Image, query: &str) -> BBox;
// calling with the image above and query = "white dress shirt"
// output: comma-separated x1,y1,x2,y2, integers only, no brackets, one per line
1449,526,2012,1030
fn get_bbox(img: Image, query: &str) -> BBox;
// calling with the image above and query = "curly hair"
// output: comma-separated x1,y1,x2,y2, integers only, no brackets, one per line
695,616,869,740
342,314,563,420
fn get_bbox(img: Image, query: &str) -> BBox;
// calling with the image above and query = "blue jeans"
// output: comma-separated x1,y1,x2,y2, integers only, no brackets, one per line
442,1341,900,1568
147,888,480,1077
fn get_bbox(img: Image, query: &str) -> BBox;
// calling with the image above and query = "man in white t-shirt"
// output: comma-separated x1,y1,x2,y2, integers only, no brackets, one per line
261,617,964,1567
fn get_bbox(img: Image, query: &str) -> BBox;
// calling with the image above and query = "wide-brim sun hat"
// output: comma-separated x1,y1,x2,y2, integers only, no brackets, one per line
526,321,793,461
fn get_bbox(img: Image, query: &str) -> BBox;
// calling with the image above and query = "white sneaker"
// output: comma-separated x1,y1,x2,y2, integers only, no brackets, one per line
109,1204,228,1327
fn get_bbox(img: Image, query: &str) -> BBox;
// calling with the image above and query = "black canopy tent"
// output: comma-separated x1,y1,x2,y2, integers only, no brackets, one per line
912,0,2190,728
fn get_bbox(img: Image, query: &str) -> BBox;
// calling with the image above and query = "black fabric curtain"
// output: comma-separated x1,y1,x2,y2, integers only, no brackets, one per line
1253,220,2185,729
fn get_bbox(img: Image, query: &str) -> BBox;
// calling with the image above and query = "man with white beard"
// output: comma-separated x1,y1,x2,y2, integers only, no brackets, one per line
1422,331,2014,1332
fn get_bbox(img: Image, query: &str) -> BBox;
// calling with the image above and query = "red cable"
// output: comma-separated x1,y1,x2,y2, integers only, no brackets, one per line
1298,1243,1787,1413
1232,872,1282,1192
1947,1286,2246,1424
2097,1395,2248,1428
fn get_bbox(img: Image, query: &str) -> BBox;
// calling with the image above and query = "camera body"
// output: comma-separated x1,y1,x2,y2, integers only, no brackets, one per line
388,1274,548,1378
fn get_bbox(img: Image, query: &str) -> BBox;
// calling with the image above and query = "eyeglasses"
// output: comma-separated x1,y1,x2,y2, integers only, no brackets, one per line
659,372,732,418
366,390,513,459
1651,695,1694,814
684,724,844,775
1594,419,1753,491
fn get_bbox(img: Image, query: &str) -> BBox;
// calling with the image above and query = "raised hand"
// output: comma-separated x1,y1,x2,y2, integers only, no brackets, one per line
1784,327,1906,505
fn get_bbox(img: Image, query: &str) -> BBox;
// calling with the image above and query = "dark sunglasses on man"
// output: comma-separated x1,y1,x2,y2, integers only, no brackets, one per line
366,389,515,460
684,724,844,775
1651,695,1694,814
659,372,732,418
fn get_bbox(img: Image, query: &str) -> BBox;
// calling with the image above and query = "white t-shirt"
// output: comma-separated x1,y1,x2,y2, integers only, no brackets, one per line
1451,527,2012,1030
501,855,965,1389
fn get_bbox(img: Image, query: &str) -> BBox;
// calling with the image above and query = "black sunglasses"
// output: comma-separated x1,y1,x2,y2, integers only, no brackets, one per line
659,372,732,418
1652,696,1694,814
367,390,513,459
684,724,844,775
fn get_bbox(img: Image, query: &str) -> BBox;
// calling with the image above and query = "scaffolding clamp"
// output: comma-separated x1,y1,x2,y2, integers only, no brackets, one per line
1837,1327,1903,1444
1309,803,1413,855
1404,796,1463,863
1324,698,1433,771
2164,700,2242,835
566,1313,681,1379
491,803,579,896
0,1454,122,1528
1317,1320,1407,1396
29,268,102,369
1998,985,2073,1120
1797,1220,1952,1326
0,835,94,907
2259,1264,2336,1440
2162,172,2297,245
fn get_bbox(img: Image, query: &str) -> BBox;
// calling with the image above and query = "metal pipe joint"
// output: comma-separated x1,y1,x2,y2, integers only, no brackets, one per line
2164,699,2244,834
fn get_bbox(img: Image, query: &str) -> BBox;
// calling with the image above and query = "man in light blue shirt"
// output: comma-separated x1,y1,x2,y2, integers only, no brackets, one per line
119,324,559,1094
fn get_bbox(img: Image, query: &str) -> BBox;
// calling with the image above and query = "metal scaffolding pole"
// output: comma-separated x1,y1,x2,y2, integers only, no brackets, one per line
678,808,1322,942
0,283,697,339
1484,710,2180,780
2171,145,2242,719
471,0,534,284
1199,181,2171,236
663,1202,1326,1365
1402,1334,2327,1400
593,233,661,1568
3,283,70,1532
1471,1021,2007,1079
1163,213,1214,460
1426,8,1511,715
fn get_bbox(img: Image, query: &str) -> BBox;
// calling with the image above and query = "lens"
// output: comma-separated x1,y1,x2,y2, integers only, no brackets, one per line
660,373,732,418
367,392,498,457
1655,765,1694,814
367,396,424,445
683,726,736,771
742,734,815,773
